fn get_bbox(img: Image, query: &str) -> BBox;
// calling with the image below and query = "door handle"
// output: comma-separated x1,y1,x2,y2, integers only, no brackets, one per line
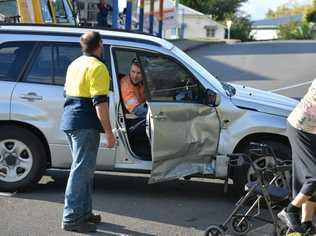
153,113,167,120
19,92,43,101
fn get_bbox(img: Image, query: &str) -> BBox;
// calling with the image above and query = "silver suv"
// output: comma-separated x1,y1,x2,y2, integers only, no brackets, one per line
0,24,297,192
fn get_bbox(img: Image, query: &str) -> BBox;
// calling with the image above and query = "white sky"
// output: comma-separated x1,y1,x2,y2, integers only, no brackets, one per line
118,0,126,11
241,0,312,20
118,0,312,20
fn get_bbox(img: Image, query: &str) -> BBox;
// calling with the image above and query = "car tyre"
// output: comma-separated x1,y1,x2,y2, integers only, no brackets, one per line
0,126,46,192
231,140,291,197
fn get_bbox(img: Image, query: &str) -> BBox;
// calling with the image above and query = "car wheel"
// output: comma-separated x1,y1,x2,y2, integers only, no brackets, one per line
0,126,46,192
231,140,291,196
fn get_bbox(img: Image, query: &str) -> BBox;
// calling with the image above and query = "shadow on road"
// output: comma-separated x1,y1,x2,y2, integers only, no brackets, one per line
188,41,316,95
96,222,155,236
203,41,316,56
194,55,275,83
13,169,238,230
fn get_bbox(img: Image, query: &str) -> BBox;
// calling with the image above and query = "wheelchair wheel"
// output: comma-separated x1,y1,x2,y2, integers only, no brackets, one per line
204,225,224,236
280,227,288,236
230,216,250,235
280,225,289,236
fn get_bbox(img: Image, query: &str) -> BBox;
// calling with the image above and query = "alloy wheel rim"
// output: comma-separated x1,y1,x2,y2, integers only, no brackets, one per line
0,139,33,182
247,155,290,187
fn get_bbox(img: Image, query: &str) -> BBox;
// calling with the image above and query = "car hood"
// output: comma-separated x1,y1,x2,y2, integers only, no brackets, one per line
230,84,298,117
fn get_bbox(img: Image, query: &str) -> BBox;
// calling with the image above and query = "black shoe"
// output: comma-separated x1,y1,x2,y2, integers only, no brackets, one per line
304,224,316,236
87,213,101,223
278,209,304,233
62,221,97,233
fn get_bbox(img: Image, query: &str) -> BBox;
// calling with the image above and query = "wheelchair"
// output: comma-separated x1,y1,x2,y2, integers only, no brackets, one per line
205,142,292,236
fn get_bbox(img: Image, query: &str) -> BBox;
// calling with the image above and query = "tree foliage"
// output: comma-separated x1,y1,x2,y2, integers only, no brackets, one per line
278,21,313,39
179,0,254,41
305,7,316,22
266,1,311,19
230,14,254,41
305,0,316,22
179,0,247,21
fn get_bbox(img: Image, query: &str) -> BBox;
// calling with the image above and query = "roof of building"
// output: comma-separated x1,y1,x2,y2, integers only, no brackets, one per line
252,14,304,28
177,3,225,27
178,3,204,16
0,0,17,16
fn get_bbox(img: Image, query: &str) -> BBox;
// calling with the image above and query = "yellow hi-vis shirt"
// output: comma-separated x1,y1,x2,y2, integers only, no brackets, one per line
61,55,110,131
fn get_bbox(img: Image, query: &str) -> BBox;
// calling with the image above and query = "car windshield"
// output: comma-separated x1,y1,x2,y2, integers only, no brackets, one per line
172,46,225,94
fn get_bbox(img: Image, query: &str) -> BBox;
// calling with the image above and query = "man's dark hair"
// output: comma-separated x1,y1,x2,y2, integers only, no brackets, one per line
131,58,141,67
80,31,102,54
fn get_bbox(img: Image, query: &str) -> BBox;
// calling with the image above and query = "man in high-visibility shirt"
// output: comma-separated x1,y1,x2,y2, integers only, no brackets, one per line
60,31,115,233
120,59,147,117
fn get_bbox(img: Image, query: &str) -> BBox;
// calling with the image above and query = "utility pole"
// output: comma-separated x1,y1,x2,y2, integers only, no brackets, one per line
125,0,132,30
175,0,179,38
139,0,144,32
226,20,232,41
158,0,164,37
149,0,154,35
112,0,119,29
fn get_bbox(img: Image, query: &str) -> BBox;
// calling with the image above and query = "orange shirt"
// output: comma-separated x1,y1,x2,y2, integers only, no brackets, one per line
120,75,145,113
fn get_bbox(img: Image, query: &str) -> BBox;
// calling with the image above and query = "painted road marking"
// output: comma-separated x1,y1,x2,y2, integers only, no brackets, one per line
270,80,314,92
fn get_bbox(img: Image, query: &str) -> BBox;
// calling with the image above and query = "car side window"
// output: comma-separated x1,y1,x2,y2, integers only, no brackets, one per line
25,45,53,84
139,54,201,103
53,44,82,85
113,50,138,78
24,43,82,86
0,42,35,82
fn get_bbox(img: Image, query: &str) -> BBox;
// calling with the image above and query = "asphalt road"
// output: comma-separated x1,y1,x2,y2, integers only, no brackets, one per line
1,170,241,236
188,40,316,100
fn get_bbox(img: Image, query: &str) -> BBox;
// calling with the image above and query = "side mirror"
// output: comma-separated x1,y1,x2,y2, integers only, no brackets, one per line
205,89,221,107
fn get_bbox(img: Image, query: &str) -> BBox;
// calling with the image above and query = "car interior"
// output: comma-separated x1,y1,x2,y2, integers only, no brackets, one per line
1,43,34,82
114,50,152,161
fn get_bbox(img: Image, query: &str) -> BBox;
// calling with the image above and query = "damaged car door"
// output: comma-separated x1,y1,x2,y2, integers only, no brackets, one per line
138,53,221,183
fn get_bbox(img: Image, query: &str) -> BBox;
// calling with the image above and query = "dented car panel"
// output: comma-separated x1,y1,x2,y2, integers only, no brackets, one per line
148,102,220,183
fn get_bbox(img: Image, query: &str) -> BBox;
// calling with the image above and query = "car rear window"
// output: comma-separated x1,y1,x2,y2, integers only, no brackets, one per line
0,42,35,82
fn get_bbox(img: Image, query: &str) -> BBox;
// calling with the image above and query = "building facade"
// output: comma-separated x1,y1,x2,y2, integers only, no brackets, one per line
251,14,304,40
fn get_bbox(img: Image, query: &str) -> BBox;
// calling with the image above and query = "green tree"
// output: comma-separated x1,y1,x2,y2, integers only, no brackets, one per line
305,7,316,22
179,0,247,21
278,21,313,39
266,1,311,19
230,14,254,41
305,0,316,23
179,0,253,41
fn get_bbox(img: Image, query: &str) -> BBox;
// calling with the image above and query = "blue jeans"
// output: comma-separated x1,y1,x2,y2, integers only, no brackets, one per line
63,129,100,224
132,103,148,117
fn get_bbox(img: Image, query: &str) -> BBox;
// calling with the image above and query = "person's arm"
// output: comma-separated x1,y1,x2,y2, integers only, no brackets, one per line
95,102,116,148
90,64,115,148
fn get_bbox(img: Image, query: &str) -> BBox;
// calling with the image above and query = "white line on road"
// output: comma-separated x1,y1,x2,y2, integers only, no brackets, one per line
270,80,314,92
0,191,16,197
